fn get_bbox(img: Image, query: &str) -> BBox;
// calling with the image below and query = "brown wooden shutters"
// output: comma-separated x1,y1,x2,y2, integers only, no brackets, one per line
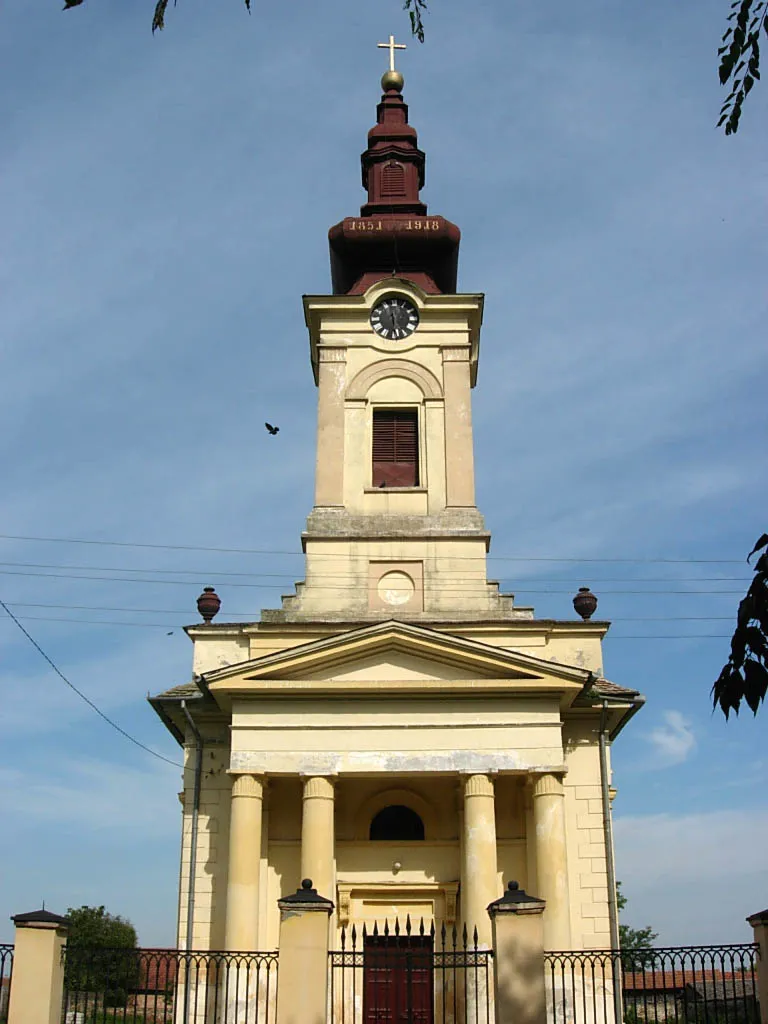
372,409,419,487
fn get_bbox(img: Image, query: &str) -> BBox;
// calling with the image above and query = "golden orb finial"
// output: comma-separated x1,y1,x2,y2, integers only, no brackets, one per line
381,69,404,92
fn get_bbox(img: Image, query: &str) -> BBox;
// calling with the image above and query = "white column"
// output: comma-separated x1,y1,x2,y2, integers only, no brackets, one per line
531,772,571,950
462,773,498,947
225,773,264,951
300,776,336,900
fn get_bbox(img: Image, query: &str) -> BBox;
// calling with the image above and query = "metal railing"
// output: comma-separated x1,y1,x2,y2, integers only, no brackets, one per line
0,945,13,1024
329,918,493,1024
62,948,278,1024
544,944,760,1024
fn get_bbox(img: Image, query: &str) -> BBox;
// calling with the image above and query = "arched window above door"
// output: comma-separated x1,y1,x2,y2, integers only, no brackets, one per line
369,804,426,841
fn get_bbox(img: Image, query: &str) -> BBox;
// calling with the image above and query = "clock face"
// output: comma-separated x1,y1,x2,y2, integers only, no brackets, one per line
370,297,420,340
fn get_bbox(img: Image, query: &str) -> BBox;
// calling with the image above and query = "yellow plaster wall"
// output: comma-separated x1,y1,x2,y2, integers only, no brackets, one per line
562,718,612,949
177,741,231,951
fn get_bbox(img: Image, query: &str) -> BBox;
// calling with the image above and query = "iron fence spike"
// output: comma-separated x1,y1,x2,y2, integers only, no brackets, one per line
395,918,400,937
384,919,390,937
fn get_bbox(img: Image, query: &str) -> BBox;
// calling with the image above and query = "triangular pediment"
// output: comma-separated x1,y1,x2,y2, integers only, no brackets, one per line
202,620,592,704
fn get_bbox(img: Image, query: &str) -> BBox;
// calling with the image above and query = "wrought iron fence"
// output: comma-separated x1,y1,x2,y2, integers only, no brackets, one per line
0,945,14,1024
62,948,278,1024
329,918,493,1024
544,944,760,1024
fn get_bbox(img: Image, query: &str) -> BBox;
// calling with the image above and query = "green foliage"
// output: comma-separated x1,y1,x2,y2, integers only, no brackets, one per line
713,535,768,717
67,905,137,949
403,0,429,44
718,0,767,134
65,906,139,1009
63,0,429,42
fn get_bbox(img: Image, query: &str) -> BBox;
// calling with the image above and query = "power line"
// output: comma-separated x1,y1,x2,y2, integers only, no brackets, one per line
0,600,738,621
0,611,731,639
0,532,747,565
0,598,184,770
0,568,748,595
0,559,752,585
7,614,177,628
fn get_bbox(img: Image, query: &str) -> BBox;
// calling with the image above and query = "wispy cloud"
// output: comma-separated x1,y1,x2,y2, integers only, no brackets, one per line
0,758,180,833
643,710,697,766
614,807,768,943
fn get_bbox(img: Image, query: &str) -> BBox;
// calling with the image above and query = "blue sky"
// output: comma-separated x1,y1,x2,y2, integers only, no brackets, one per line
1,0,766,948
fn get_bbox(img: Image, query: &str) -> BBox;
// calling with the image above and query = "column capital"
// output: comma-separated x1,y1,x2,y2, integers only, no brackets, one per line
301,775,336,799
317,346,347,363
230,773,265,799
531,772,565,799
463,773,495,798
440,345,471,362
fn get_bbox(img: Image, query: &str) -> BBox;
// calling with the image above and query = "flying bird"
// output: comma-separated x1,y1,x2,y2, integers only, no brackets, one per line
265,422,279,435
63,0,85,8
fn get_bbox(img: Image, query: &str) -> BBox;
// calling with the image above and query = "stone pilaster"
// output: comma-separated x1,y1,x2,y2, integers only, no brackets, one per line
314,347,346,507
225,772,264,951
531,772,571,950
462,773,498,946
442,346,475,508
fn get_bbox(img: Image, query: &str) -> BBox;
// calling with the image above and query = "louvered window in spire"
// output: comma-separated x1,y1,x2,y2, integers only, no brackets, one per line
380,161,406,198
372,409,419,488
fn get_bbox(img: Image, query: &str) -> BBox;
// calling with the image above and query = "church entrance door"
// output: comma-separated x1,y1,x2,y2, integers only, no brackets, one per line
363,933,434,1024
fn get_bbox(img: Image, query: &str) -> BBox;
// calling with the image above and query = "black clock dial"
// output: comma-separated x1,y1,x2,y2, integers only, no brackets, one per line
370,297,420,340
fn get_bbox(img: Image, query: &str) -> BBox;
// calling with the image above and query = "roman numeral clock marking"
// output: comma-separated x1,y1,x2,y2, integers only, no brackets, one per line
370,296,420,340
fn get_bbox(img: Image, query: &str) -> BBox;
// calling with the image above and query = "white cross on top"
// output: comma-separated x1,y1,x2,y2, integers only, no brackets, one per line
377,34,406,72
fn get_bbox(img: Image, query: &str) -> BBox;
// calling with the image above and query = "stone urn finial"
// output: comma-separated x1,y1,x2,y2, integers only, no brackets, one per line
573,586,598,620
196,586,221,623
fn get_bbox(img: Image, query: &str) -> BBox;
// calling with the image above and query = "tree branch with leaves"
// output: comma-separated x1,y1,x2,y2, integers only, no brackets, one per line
713,534,768,717
718,0,766,133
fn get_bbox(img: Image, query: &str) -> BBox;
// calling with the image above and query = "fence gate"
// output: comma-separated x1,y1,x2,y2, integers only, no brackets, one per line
329,918,492,1024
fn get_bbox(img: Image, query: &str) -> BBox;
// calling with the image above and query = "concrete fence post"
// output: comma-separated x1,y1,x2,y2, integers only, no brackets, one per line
748,908,768,1024
276,879,334,1024
488,881,547,1024
7,909,69,1024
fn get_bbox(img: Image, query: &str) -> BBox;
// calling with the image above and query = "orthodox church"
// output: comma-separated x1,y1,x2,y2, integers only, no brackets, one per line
150,52,643,960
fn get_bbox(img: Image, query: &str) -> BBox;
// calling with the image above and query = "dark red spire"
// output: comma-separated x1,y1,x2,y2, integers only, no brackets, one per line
328,72,460,296
360,71,426,216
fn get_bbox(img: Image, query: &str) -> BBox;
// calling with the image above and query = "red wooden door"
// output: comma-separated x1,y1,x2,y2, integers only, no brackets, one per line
364,936,433,1024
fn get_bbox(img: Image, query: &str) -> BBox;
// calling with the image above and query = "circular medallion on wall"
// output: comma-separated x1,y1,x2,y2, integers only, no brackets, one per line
377,570,415,606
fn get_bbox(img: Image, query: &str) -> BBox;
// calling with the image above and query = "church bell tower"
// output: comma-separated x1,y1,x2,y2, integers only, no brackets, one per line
151,46,641,963
271,61,526,625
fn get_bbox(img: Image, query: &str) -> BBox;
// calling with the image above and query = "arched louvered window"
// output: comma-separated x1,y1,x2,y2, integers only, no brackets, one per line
369,805,425,841
372,409,419,488
381,161,406,198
